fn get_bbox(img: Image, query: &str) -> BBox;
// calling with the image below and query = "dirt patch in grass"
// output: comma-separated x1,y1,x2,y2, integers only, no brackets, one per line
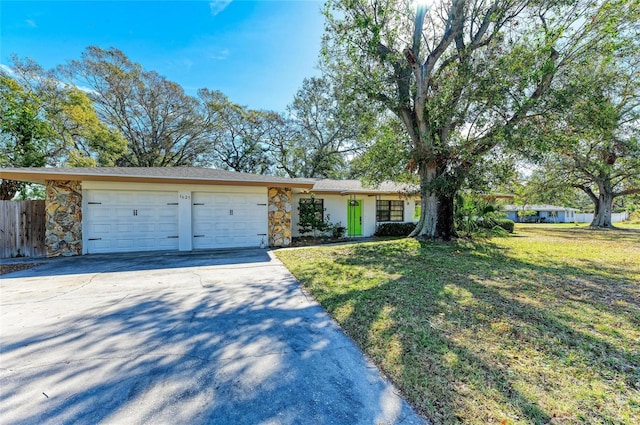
0,263,42,276
277,225,640,424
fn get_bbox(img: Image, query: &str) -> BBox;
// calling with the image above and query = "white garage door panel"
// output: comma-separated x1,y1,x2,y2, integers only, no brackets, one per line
192,191,267,250
85,190,179,254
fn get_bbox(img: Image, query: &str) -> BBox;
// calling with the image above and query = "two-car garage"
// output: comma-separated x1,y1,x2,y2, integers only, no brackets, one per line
0,167,311,257
84,187,268,254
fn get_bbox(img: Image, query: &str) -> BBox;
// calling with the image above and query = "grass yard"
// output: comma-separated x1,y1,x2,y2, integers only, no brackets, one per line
276,224,640,424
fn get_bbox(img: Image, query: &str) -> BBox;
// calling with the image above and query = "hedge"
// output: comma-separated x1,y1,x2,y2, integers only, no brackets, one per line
478,218,515,233
374,219,513,237
374,222,416,237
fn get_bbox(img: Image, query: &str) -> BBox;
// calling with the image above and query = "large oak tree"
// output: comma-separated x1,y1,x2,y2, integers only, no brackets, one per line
62,47,215,167
201,89,275,174
279,76,372,178
518,0,640,228
1,62,127,199
322,0,634,239
538,51,640,226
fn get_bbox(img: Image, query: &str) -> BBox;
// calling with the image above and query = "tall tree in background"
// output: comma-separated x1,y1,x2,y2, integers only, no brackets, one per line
62,47,215,167
53,88,127,166
536,30,640,227
322,0,634,239
273,76,372,178
202,90,274,173
2,62,128,199
0,74,51,199
7,57,127,167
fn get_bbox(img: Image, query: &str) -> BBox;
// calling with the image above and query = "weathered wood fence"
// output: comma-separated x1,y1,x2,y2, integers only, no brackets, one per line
0,200,46,258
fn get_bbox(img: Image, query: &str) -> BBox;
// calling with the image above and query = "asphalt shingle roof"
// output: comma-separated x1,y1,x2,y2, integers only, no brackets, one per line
310,179,418,194
503,204,579,212
0,167,315,188
0,167,421,194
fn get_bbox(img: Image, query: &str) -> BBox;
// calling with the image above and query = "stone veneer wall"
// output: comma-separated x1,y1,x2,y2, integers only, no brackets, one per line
268,187,292,247
45,180,82,257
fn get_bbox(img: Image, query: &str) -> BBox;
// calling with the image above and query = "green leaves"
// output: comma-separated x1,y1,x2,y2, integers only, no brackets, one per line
59,88,127,166
65,46,214,167
0,75,51,167
0,74,52,199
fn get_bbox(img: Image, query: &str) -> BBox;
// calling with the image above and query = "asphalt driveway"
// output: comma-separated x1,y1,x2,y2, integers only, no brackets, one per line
0,249,425,425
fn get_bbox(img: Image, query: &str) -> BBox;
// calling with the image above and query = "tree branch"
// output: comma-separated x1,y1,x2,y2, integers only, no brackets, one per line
613,188,640,197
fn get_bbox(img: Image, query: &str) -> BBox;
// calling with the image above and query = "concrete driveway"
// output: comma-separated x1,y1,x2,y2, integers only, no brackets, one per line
0,249,425,425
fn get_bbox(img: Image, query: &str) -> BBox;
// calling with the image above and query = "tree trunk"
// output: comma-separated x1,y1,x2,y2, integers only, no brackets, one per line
590,191,615,228
436,193,456,239
409,163,456,240
0,179,21,201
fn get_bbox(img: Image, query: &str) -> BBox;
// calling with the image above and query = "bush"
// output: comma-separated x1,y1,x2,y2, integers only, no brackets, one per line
627,211,640,224
479,218,514,233
297,195,329,236
374,222,416,237
330,222,346,238
496,219,515,233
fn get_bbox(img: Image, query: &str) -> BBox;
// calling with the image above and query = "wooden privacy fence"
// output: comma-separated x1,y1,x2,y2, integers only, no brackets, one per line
0,200,46,258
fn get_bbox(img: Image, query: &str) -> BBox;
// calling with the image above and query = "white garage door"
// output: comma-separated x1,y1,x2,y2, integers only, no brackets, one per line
85,190,179,254
192,192,267,249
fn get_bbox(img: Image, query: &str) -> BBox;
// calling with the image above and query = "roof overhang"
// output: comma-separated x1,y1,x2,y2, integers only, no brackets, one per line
306,189,420,196
0,168,315,189
482,193,515,200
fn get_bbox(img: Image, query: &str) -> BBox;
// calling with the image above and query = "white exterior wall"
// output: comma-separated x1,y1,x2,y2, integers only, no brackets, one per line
81,181,267,253
291,193,417,238
291,194,348,237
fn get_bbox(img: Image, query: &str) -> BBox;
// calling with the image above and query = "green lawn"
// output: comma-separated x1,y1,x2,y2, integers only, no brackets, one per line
276,224,640,424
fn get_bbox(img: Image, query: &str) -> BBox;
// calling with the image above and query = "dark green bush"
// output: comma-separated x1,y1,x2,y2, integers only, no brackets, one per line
374,222,416,237
331,223,346,238
478,218,514,233
497,219,515,233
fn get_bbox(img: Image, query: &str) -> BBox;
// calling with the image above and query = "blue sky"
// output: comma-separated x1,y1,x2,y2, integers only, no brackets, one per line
0,0,326,112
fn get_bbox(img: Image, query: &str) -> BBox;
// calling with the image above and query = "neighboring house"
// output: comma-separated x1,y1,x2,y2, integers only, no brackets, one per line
0,167,418,257
503,204,579,223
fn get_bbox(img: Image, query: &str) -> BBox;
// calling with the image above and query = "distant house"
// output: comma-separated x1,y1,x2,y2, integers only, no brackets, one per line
503,204,579,223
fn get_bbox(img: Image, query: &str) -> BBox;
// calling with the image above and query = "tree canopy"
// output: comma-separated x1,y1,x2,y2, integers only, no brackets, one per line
0,74,51,199
60,47,215,167
321,0,638,239
1,62,128,199
284,76,372,178
523,1,640,227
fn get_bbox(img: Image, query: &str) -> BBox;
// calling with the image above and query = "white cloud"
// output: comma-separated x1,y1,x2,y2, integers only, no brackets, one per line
75,85,98,95
209,48,230,60
209,0,232,16
0,64,15,75
25,19,37,28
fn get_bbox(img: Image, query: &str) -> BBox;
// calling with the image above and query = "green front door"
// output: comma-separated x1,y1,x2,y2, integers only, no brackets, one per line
347,200,362,236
